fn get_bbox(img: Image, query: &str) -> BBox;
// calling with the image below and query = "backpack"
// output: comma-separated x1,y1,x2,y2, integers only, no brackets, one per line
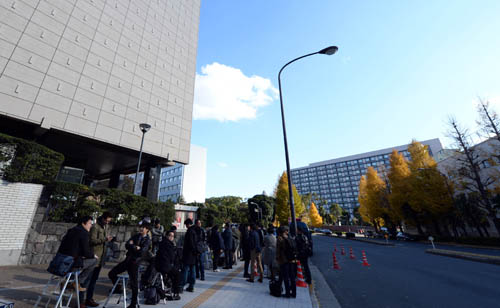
144,285,160,305
269,278,282,297
297,234,312,259
47,253,74,277
285,237,298,261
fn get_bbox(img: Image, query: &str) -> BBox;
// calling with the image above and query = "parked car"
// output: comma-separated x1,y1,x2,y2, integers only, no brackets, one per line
396,232,417,241
366,230,375,237
323,229,333,235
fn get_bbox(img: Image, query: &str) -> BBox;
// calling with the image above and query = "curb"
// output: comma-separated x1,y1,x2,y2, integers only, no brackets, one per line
421,241,500,251
426,248,500,265
309,264,341,308
344,237,395,246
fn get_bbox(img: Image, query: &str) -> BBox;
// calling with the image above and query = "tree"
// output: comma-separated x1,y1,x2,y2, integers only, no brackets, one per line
329,203,343,224
448,117,500,235
248,194,276,227
477,99,500,143
407,140,453,235
309,202,323,227
274,172,305,225
360,167,393,231
387,150,410,225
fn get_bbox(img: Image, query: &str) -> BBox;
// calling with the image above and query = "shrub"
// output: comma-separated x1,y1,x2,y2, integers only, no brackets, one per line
47,185,176,226
0,133,64,185
346,232,356,238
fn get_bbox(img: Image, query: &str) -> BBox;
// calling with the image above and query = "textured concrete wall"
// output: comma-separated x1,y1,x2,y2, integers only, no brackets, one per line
0,180,44,266
20,218,139,265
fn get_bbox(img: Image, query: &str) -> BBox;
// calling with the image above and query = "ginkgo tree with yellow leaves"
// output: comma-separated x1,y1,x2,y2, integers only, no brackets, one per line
274,171,306,225
360,141,454,236
309,202,323,227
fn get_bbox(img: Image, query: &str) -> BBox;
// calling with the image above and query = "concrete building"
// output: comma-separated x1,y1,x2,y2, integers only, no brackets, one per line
0,0,200,193
158,144,206,203
291,139,443,212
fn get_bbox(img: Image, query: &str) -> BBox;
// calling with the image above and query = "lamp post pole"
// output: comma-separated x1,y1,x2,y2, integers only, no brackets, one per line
134,123,151,194
278,46,338,236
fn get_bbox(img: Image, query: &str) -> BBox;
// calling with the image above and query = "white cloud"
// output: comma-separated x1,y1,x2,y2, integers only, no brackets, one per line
193,62,278,122
217,162,228,168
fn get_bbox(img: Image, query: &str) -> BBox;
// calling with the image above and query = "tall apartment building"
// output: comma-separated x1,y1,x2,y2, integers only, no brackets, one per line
158,144,206,203
290,139,443,212
0,0,200,193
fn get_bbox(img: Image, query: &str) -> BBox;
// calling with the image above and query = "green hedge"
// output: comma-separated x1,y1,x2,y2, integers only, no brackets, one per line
47,182,175,225
0,133,64,185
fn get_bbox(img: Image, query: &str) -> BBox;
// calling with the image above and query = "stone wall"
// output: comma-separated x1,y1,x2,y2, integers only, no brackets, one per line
0,180,44,266
20,214,139,265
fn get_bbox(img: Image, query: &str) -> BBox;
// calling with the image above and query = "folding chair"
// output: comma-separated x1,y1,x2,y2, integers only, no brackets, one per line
34,270,81,308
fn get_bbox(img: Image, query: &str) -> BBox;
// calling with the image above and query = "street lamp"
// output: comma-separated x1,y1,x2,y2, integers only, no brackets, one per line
278,45,338,236
134,123,151,194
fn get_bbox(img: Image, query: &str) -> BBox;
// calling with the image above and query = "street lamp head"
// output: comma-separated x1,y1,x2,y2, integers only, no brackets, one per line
139,123,151,133
318,46,338,55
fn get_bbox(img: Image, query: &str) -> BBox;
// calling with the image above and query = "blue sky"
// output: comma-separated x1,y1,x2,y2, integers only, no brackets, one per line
190,0,500,199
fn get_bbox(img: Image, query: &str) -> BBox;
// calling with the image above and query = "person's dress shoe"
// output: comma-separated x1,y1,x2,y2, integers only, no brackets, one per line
126,303,138,308
258,278,263,283
85,299,99,307
282,294,290,298
243,273,250,278
185,287,194,292
79,304,87,308
200,277,205,281
246,279,254,283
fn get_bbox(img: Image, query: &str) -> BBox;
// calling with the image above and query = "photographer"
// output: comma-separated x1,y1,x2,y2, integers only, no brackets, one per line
108,223,151,308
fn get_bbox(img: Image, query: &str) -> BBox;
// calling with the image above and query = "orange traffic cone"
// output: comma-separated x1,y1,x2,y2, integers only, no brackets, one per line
332,252,341,270
253,263,260,277
361,250,370,266
349,247,355,259
341,246,346,255
296,261,308,287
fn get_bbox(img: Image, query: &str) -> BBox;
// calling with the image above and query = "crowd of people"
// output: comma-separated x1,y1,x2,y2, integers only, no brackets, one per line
50,214,314,308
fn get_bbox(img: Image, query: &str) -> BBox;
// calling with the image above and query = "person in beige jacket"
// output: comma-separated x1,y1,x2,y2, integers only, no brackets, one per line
85,212,113,307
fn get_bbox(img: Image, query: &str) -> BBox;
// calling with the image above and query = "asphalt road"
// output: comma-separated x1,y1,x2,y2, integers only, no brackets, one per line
310,235,500,308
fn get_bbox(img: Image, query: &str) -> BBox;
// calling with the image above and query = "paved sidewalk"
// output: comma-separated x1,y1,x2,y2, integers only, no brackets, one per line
0,264,314,308
103,266,313,308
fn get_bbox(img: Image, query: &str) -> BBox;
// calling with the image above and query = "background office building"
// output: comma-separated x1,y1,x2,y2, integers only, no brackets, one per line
158,144,206,203
0,0,200,196
290,139,443,212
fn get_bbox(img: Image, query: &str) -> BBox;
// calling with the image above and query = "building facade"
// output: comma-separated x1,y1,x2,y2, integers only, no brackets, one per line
158,144,206,203
291,139,443,212
0,0,200,183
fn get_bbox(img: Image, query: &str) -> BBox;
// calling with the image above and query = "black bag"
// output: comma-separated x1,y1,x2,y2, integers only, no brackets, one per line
47,253,74,277
144,286,160,305
269,279,282,297
297,234,312,259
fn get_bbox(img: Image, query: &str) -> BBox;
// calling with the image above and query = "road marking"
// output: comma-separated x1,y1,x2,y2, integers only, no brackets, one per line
183,266,242,308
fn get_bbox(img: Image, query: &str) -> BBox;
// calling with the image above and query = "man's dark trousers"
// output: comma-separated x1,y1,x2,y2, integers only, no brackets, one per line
224,249,233,268
86,266,102,301
195,252,205,279
108,259,139,305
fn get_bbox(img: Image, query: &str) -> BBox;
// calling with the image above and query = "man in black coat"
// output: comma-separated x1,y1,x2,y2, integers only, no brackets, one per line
240,224,252,278
155,231,181,300
108,223,151,308
181,219,198,292
194,219,207,280
222,223,233,269
57,216,97,307
209,225,224,272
